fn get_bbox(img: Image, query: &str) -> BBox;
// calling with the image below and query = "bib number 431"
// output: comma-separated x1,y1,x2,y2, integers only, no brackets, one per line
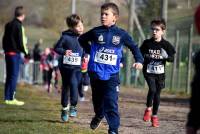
94,52,117,65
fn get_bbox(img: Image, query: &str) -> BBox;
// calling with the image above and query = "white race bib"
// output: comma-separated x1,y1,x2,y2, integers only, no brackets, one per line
147,64,164,74
94,52,117,65
63,55,81,65
53,60,58,67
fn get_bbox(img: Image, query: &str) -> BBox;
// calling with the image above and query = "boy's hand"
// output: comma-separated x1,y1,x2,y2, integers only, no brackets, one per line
133,63,143,70
160,48,168,59
65,50,72,56
120,63,123,68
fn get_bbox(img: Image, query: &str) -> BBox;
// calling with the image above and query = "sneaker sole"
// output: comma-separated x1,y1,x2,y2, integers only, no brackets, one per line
61,118,69,122
69,115,77,117
143,119,151,122
152,125,159,127
91,120,102,131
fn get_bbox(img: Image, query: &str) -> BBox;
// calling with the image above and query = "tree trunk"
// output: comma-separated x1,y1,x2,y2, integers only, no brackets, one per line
71,0,76,14
186,25,193,94
170,30,179,90
125,0,135,86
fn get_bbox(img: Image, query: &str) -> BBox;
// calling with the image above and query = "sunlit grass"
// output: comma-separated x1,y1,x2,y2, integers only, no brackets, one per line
0,84,106,134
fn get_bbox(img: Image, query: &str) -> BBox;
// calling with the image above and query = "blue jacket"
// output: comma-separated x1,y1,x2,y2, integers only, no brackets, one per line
54,30,83,69
79,25,143,80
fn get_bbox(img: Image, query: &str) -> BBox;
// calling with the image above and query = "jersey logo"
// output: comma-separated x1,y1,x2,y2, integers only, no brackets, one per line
98,35,103,42
98,34,105,44
112,36,120,45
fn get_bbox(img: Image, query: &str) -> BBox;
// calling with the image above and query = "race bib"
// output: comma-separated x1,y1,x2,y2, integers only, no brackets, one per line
63,55,81,65
94,52,117,65
147,64,164,74
53,60,58,67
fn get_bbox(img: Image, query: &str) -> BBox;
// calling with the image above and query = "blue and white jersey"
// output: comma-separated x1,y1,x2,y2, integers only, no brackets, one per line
79,25,143,80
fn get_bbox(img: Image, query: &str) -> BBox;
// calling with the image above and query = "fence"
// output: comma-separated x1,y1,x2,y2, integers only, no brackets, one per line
0,24,198,94
0,59,43,85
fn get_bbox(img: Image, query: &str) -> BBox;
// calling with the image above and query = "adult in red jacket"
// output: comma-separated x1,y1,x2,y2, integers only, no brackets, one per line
186,4,200,134
2,6,28,106
195,5,200,34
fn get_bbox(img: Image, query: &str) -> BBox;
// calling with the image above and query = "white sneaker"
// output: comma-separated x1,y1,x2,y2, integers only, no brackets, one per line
83,86,89,92
79,97,85,102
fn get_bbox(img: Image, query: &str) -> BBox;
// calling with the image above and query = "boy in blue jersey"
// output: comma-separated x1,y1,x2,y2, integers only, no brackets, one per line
79,3,143,134
54,14,84,122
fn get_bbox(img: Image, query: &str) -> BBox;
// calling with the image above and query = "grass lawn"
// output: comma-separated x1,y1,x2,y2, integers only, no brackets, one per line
0,84,106,134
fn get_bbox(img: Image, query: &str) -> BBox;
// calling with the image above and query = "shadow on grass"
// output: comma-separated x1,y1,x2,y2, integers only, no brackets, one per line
0,119,62,123
161,97,189,106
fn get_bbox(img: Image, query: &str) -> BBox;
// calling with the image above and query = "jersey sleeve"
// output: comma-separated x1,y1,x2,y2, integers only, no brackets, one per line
78,29,93,54
122,32,144,64
15,24,28,55
54,36,66,55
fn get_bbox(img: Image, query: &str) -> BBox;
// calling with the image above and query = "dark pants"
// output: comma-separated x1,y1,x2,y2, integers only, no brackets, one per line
4,53,21,100
60,67,81,107
187,74,200,130
145,76,165,115
89,72,120,133
43,70,48,85
47,68,53,91
78,72,90,97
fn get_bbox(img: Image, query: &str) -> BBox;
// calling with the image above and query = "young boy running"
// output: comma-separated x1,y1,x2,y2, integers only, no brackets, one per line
79,3,143,134
54,14,84,122
78,54,90,101
140,19,175,127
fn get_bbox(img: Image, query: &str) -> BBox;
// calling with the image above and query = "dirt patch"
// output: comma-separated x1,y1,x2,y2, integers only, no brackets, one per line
43,85,190,134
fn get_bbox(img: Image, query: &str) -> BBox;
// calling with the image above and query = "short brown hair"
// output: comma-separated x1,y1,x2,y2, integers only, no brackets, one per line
66,14,83,28
101,2,119,16
15,6,25,17
151,19,166,30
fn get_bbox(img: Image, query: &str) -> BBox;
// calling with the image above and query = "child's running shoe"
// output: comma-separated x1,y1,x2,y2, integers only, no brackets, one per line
151,116,159,127
90,116,102,130
61,109,69,122
83,85,89,92
69,106,77,117
79,97,85,102
143,108,152,122
108,131,118,134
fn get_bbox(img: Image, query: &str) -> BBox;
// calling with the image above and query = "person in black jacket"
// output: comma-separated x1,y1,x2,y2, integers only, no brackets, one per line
54,14,84,122
33,39,42,84
2,6,28,106
140,19,175,127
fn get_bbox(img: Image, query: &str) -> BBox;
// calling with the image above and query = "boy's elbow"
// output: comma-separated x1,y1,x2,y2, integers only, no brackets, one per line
167,57,174,62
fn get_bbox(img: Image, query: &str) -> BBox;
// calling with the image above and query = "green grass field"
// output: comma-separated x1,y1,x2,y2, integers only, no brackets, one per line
0,84,106,134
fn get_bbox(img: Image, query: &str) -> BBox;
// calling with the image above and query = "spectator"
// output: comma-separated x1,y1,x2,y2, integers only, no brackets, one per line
33,39,42,84
2,6,28,106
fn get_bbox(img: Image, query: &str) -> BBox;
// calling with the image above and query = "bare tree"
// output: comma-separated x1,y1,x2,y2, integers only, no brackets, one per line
161,0,168,24
125,0,135,86
72,0,76,14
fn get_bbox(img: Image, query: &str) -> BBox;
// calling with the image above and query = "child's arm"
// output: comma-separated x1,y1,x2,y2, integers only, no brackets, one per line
163,42,176,62
123,32,144,69
78,30,93,54
54,36,66,55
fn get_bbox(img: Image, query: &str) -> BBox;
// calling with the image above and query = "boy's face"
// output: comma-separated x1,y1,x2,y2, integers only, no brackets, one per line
151,24,165,40
101,8,117,27
73,21,84,35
